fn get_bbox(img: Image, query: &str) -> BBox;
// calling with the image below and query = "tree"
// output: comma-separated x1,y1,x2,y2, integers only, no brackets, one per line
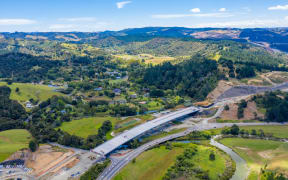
209,152,216,161
251,129,257,136
224,105,230,111
29,140,38,152
230,124,240,135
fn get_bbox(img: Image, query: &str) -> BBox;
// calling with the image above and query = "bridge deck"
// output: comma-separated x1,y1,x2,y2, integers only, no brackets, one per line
92,107,199,156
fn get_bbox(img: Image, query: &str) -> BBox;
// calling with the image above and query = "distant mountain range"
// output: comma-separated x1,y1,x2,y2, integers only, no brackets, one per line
1,27,288,52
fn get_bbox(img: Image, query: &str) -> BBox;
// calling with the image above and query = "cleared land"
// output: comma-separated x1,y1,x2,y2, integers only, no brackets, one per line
0,82,62,102
220,101,263,121
0,129,32,162
59,116,117,139
114,143,229,180
219,138,288,179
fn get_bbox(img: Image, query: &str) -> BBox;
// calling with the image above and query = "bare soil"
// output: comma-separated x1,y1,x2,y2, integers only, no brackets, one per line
220,100,264,120
207,80,233,101
26,145,74,177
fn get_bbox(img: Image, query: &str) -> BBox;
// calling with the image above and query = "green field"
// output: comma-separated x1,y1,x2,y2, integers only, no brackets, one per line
114,143,230,180
219,138,288,179
0,129,32,162
114,115,154,134
0,82,62,102
240,125,288,138
59,116,117,138
210,125,288,138
146,101,164,111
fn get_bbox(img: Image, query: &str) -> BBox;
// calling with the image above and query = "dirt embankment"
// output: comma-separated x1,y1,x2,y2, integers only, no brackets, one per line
207,80,233,101
220,100,264,121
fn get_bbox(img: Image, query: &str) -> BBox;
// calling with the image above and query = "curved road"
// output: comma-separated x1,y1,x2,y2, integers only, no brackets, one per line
97,122,284,180
210,136,249,180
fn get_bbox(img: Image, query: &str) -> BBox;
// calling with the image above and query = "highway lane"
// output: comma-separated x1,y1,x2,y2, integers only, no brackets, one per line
98,122,285,180
93,106,200,156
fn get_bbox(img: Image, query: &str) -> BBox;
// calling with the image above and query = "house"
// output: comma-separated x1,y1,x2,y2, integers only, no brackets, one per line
25,102,33,109
109,99,127,105
139,101,146,104
60,110,66,114
94,87,103,91
130,94,137,99
144,93,150,97
113,88,122,95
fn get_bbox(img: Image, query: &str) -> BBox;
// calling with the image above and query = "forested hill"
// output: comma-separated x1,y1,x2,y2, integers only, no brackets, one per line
129,56,222,100
1,27,288,53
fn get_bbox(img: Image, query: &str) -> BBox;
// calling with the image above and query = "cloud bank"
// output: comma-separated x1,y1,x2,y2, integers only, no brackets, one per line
116,1,131,9
0,19,36,25
268,4,288,10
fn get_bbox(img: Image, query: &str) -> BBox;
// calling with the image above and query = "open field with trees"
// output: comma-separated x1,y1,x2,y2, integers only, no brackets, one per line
58,116,117,139
0,82,62,102
0,129,32,162
114,142,233,180
219,138,288,179
240,125,288,139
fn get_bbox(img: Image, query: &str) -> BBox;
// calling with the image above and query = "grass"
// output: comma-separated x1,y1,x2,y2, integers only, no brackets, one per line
219,138,288,179
114,145,184,180
0,129,32,162
0,82,62,103
109,78,127,84
114,143,229,180
114,115,154,134
144,56,175,65
146,101,164,111
208,125,288,139
240,125,288,139
58,116,117,139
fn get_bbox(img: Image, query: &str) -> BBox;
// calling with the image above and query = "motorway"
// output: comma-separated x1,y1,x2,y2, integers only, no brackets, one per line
97,121,285,180
93,106,200,156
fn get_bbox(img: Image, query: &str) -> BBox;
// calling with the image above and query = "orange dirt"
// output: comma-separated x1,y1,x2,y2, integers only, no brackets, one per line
26,145,74,177
220,101,264,120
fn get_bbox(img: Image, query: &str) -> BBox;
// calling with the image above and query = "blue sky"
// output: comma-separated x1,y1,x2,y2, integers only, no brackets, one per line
0,0,288,32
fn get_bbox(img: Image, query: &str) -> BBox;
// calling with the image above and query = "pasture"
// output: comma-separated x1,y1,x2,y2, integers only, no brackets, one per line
114,143,230,180
0,129,32,162
59,116,117,139
219,138,288,179
0,82,62,103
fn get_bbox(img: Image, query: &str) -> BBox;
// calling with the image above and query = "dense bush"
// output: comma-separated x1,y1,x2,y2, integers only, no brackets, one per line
0,86,26,131
80,160,110,180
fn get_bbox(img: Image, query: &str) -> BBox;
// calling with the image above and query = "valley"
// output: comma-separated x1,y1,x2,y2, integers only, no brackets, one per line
1,27,288,180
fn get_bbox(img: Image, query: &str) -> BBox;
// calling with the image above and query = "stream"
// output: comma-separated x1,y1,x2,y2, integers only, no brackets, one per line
210,135,249,180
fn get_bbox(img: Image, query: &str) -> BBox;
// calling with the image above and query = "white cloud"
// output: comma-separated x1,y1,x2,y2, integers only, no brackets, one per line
219,8,226,12
190,8,201,13
58,17,96,22
268,4,288,10
49,22,110,32
116,1,131,9
152,13,233,19
0,19,36,25
285,16,288,20
192,18,288,28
